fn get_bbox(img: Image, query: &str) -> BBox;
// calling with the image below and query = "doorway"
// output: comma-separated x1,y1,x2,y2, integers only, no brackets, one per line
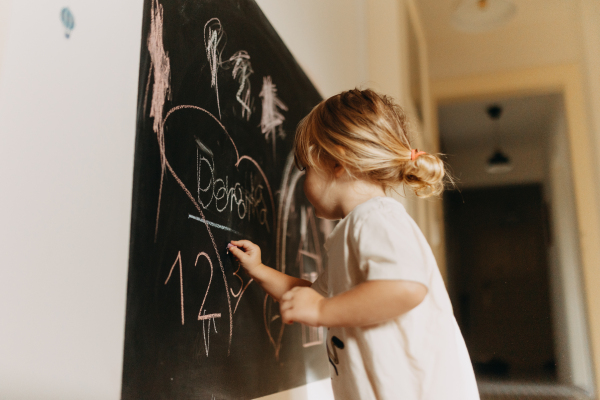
437,90,595,398
445,184,554,381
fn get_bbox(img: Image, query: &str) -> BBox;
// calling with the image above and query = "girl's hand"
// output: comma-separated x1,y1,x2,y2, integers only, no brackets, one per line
280,287,325,327
228,240,263,275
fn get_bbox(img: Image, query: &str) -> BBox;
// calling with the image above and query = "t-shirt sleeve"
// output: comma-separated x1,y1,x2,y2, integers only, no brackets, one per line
353,210,429,287
311,270,328,297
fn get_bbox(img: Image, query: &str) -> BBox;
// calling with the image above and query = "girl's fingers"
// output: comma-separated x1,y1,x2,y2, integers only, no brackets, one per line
231,240,254,251
281,309,294,325
228,246,244,257
279,301,292,312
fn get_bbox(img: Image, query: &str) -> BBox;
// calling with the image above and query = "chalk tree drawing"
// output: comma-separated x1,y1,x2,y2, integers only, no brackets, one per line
259,76,288,159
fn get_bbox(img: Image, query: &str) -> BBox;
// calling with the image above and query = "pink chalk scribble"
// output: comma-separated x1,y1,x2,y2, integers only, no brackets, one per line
259,76,288,159
230,262,254,314
165,251,185,325
195,252,222,321
264,294,285,360
147,0,172,242
148,0,171,134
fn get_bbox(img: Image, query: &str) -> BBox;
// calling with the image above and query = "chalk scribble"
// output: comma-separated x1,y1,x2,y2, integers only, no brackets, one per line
204,18,255,120
224,51,254,120
147,0,172,240
204,18,226,118
259,76,288,158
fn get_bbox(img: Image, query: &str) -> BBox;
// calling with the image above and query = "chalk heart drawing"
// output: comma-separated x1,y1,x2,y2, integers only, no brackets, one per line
146,0,316,359
156,106,276,355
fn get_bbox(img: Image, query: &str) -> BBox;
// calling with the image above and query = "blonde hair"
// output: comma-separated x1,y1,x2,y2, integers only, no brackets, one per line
294,89,446,197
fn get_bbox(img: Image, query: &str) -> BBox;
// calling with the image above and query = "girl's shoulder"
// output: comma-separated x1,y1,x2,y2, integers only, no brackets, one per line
326,197,413,251
348,196,408,227
346,196,416,242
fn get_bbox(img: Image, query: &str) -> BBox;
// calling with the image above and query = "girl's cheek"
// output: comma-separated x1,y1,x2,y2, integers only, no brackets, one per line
303,179,317,206
303,183,313,204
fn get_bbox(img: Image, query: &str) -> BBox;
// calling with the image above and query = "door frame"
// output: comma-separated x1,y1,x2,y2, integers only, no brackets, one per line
430,64,600,394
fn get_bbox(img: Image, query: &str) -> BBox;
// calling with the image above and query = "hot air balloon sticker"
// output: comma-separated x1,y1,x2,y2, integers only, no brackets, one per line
60,7,75,38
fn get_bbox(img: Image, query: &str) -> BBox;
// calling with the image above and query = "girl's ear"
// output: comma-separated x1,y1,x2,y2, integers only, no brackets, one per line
333,162,346,178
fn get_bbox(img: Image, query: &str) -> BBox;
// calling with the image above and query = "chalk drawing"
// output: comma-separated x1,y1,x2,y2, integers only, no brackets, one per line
204,18,225,118
145,3,324,361
195,252,222,321
196,150,270,230
201,310,219,357
259,76,288,159
147,0,172,241
194,136,214,158
230,264,254,314
224,51,254,120
204,18,255,120
165,251,185,325
188,214,243,236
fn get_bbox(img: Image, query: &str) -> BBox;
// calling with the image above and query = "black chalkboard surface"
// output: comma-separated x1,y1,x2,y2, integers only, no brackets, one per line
121,1,330,399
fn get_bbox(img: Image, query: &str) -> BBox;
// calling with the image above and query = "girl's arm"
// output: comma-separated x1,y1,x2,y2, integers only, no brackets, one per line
279,280,427,327
228,240,312,301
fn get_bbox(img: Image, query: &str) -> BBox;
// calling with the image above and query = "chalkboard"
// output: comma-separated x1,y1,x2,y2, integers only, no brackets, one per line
121,1,331,399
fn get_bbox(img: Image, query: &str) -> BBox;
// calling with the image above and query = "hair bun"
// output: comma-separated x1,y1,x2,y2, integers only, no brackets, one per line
402,152,445,197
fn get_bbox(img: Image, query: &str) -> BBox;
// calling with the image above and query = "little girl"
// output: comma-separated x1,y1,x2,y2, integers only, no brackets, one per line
229,89,480,400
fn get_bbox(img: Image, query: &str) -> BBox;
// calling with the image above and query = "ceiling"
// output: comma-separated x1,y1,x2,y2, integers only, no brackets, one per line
438,93,563,152
415,0,584,80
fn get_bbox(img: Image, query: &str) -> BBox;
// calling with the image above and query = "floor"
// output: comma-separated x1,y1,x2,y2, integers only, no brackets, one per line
478,381,593,400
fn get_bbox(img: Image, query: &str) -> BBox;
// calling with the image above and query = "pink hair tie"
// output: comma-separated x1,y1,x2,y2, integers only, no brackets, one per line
411,149,427,161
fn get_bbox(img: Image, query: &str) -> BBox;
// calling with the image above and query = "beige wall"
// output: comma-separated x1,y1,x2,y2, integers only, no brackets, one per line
420,0,584,81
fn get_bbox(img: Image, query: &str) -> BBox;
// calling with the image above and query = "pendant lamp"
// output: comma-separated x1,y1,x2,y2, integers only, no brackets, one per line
486,104,513,174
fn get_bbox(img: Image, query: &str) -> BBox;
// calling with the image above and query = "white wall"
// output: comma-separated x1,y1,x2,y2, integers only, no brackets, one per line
0,0,143,398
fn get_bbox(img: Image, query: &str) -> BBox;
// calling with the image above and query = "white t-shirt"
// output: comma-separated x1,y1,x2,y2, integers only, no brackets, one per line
312,196,480,400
